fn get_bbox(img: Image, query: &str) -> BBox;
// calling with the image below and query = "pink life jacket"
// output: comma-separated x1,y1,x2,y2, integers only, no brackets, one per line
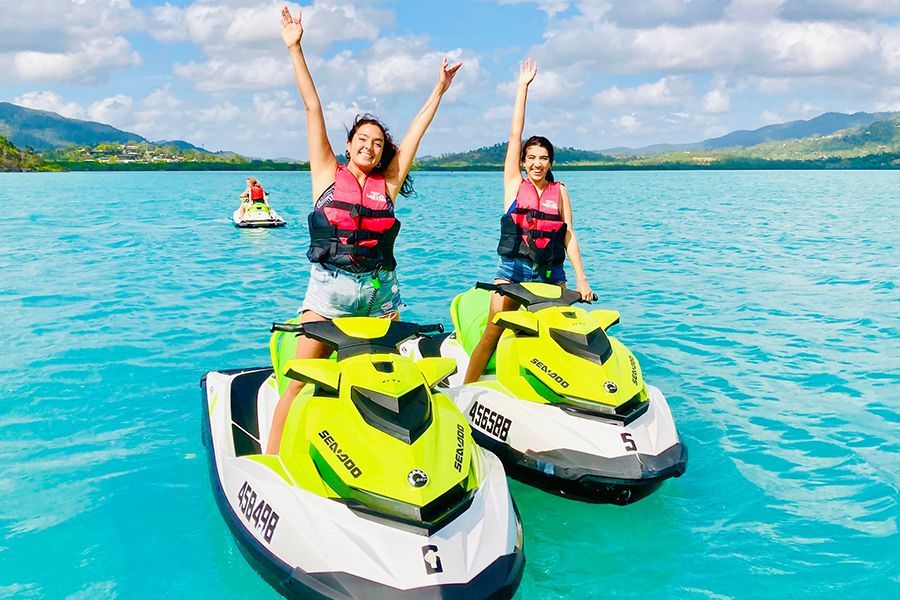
497,179,568,268
511,180,564,249
307,165,401,271
249,184,265,201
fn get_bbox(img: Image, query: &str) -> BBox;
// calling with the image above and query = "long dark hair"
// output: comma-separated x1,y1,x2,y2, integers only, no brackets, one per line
521,135,555,182
345,113,414,197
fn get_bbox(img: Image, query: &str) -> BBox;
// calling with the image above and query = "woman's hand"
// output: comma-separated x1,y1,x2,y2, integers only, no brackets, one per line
519,58,537,87
576,277,594,302
437,57,463,94
280,5,303,48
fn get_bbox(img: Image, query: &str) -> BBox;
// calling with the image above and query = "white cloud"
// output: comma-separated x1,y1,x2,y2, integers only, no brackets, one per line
611,113,642,134
160,1,391,59
874,87,900,112
13,37,141,84
778,0,900,21
168,2,400,94
253,91,303,126
881,26,900,75
592,76,692,108
174,56,292,92
702,88,731,113
607,0,730,27
496,0,572,17
0,0,142,53
760,110,784,125
762,21,879,75
130,86,189,141
496,69,578,102
725,0,784,22
12,91,85,119
87,95,136,130
196,100,242,124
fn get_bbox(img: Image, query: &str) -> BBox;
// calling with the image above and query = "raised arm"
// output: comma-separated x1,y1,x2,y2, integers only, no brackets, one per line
281,6,338,200
558,184,593,300
503,59,537,209
383,58,462,202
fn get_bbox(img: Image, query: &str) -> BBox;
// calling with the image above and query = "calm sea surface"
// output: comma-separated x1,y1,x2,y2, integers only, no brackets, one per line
0,170,897,598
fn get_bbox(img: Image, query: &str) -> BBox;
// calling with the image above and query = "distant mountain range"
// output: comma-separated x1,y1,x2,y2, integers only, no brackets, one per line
418,111,900,164
418,144,612,168
0,102,207,152
0,101,897,171
600,111,900,156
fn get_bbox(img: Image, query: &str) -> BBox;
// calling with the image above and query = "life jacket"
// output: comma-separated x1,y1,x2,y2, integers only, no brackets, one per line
249,184,265,202
307,166,400,272
497,179,567,268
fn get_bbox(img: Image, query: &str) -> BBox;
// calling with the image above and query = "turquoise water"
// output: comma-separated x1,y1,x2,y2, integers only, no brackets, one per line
1,170,897,598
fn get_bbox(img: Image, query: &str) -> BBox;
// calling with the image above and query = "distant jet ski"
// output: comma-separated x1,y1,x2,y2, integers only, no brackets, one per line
233,199,286,228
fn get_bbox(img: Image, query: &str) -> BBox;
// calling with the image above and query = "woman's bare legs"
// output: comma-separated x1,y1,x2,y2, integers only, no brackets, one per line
265,309,332,454
463,282,521,384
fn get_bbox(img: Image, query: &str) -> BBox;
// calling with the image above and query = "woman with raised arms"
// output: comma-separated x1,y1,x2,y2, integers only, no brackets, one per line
463,58,593,384
266,6,461,454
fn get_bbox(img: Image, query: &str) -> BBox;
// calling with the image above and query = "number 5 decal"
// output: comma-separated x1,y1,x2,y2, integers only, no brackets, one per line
621,432,637,452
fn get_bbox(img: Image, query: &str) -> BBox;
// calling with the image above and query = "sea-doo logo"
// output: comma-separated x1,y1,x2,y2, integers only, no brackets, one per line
530,358,570,388
604,381,618,393
454,423,465,472
408,469,429,487
318,430,363,478
629,355,638,385
422,545,443,574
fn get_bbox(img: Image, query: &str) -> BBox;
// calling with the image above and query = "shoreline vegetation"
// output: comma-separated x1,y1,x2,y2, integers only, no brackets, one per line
2,116,898,173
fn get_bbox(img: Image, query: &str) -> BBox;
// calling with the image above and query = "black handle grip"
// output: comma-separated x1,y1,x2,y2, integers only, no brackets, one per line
417,323,445,335
575,294,599,304
271,322,305,333
475,281,499,291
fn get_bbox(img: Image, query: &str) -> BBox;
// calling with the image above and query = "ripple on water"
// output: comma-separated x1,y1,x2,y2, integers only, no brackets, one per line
0,171,897,598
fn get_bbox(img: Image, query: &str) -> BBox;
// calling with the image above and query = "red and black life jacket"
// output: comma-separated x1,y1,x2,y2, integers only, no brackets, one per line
497,179,567,268
307,166,400,272
249,184,265,201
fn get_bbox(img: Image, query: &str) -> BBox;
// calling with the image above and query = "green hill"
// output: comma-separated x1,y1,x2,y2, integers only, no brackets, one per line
417,117,900,170
418,142,614,168
0,134,59,171
637,117,900,167
603,110,900,156
0,102,146,150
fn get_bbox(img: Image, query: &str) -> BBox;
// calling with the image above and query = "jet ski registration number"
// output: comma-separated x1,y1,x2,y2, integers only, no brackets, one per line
469,401,512,441
237,481,280,543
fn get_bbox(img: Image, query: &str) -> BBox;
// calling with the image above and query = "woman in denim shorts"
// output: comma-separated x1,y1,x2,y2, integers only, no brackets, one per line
267,7,462,454
463,59,594,384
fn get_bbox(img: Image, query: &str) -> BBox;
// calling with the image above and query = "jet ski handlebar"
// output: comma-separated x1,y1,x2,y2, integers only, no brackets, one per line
475,281,597,304
270,322,444,335
271,322,305,333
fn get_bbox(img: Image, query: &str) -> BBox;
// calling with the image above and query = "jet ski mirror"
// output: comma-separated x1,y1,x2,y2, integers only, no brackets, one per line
283,358,340,394
589,309,621,331
416,357,458,389
493,311,540,336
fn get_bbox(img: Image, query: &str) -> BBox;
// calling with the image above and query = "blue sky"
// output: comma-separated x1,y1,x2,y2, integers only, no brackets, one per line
1,0,898,158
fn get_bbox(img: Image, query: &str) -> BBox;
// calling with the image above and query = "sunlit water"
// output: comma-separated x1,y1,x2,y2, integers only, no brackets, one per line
0,170,897,598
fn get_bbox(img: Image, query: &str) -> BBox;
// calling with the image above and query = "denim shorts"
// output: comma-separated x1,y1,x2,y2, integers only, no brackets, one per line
495,256,567,285
300,263,405,319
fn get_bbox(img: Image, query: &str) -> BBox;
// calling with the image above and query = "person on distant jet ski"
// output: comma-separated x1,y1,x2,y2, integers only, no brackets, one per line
237,176,268,220
463,58,594,384
265,5,462,454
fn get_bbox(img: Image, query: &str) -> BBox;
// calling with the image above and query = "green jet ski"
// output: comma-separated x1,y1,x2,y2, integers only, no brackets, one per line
400,282,688,504
201,316,524,598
